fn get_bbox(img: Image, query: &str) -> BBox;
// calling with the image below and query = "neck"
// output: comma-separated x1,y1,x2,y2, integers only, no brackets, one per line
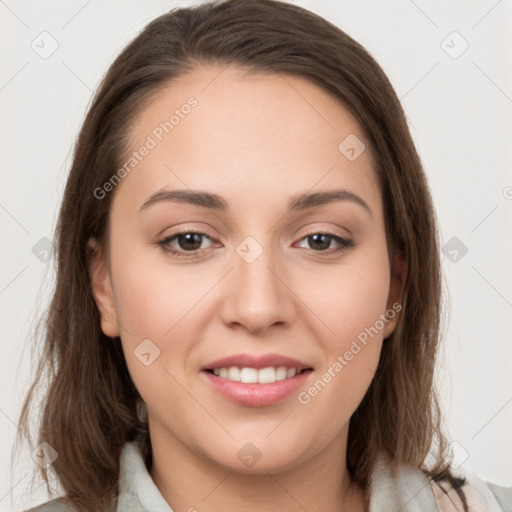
148,420,368,512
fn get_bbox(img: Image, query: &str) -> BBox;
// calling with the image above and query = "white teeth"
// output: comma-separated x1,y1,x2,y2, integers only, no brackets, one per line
276,367,287,381
240,367,258,383
227,366,241,382
258,367,276,384
210,365,305,384
286,368,296,378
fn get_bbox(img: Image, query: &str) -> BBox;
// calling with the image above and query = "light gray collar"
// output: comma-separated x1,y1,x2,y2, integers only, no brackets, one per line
117,441,174,512
368,451,439,512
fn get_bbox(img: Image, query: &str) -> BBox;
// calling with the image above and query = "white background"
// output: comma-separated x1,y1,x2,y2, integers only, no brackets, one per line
1,0,511,510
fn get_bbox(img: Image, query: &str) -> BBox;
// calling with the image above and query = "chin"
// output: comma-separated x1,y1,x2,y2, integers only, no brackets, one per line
200,436,313,475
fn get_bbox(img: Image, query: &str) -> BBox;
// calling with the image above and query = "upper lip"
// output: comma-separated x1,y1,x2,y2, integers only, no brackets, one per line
202,353,314,371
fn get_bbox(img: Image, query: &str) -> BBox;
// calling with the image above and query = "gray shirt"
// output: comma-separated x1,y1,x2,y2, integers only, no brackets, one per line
25,440,512,511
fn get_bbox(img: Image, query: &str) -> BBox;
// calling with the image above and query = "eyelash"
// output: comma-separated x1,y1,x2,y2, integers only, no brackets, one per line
156,229,354,258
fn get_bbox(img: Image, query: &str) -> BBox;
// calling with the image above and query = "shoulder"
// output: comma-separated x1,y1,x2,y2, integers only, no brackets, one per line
486,481,512,510
430,472,512,512
370,451,511,512
23,497,72,512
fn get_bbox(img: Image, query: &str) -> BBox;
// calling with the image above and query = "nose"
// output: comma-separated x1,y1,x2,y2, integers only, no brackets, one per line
219,242,296,335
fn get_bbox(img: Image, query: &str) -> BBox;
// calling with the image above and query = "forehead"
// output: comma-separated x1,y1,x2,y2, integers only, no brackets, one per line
129,65,368,150
111,65,380,215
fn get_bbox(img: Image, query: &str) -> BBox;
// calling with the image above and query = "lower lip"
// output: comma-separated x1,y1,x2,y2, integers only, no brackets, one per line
201,370,313,407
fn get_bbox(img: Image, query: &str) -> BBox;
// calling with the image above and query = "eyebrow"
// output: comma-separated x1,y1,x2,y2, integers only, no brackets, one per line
139,188,372,217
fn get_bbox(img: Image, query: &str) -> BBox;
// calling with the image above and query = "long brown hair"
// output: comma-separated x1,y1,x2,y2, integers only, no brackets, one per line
15,1,457,510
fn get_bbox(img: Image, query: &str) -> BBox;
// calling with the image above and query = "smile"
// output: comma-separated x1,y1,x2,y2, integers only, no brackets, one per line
201,368,313,407
206,366,308,384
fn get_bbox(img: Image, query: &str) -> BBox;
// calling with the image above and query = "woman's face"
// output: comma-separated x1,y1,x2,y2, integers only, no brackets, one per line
90,65,404,473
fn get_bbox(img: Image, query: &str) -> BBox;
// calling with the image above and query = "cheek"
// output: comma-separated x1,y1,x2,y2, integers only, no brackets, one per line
295,262,389,437
114,260,198,421
300,250,391,343
110,240,205,340
109,241,209,392
296,337,381,455
295,246,390,404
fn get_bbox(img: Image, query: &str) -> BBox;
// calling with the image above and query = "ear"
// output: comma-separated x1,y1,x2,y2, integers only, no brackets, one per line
87,237,120,338
383,248,407,339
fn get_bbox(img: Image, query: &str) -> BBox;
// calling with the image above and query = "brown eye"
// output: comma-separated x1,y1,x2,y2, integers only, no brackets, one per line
157,231,214,257
305,233,332,251
175,232,204,251
296,231,354,254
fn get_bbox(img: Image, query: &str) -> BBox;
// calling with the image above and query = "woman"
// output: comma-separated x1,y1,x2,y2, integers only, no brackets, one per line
17,0,511,511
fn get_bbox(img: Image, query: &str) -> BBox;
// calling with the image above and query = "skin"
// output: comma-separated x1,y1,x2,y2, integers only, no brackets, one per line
89,65,406,512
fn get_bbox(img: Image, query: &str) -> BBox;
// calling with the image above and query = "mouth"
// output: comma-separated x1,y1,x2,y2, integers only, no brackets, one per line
203,366,313,384
200,353,314,407
201,367,314,407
